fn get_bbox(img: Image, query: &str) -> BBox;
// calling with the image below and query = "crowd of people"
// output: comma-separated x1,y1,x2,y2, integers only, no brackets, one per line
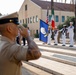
46,22,74,47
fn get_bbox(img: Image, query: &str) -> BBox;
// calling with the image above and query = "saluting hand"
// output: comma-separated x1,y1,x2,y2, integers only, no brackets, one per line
19,27,29,38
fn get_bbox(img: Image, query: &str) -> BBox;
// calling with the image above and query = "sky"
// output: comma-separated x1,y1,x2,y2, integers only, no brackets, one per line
0,0,24,15
0,0,71,15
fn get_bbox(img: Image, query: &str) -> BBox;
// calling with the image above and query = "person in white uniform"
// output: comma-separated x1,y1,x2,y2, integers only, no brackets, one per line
47,26,52,45
54,27,59,45
67,22,74,47
60,25,67,46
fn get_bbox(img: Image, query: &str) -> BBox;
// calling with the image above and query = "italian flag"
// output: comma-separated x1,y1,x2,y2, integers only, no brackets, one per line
51,8,55,30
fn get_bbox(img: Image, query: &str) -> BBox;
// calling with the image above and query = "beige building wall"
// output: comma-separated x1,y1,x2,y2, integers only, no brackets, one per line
55,10,74,26
18,0,75,36
18,0,42,36
42,10,74,26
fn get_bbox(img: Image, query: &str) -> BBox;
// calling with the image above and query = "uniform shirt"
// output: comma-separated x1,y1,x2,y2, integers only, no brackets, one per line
68,26,74,35
48,29,52,35
60,28,67,35
54,30,58,36
0,36,28,75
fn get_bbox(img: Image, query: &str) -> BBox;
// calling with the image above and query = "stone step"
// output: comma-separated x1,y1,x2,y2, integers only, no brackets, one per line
22,62,52,75
39,46,76,57
41,51,76,66
29,57,76,75
35,40,76,50
21,67,37,75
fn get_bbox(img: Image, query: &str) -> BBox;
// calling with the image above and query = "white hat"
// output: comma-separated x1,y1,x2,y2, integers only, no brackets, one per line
70,22,73,24
63,25,66,27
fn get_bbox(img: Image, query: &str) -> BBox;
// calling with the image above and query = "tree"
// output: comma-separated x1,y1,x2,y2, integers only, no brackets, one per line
23,23,27,28
67,0,76,40
0,13,2,16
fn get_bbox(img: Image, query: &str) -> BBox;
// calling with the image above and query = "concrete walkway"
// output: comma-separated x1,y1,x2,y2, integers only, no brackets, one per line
21,38,76,75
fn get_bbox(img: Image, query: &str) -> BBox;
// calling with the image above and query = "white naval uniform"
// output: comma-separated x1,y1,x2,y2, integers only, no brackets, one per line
47,30,52,45
67,26,74,46
54,30,58,45
60,28,67,45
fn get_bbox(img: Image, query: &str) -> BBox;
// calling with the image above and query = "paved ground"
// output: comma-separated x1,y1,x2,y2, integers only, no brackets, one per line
21,67,37,75
21,38,76,75
22,67,34,75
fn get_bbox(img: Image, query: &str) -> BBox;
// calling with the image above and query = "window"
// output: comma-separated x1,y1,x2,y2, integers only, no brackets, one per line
30,17,32,23
49,15,52,21
62,16,65,22
20,20,22,23
28,18,29,24
25,5,27,11
36,15,38,22
26,19,27,24
55,15,59,22
23,19,24,24
36,30,38,34
33,16,35,23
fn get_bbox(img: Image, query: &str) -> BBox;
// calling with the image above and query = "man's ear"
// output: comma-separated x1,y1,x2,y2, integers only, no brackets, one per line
6,25,12,33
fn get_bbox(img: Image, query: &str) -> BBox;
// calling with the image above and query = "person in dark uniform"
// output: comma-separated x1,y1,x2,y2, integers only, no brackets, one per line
0,13,41,75
22,37,26,45
22,27,30,46
60,25,67,46
16,30,21,45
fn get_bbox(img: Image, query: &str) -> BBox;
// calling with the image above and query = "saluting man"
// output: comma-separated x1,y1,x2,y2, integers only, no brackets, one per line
0,13,41,75
60,25,67,46
47,26,52,45
67,22,74,47
54,27,59,45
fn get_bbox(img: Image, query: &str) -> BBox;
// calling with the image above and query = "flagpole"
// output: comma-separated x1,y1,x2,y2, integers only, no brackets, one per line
46,0,49,24
74,0,76,40
51,0,54,40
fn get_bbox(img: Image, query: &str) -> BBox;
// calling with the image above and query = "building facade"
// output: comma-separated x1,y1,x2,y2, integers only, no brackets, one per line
18,0,75,36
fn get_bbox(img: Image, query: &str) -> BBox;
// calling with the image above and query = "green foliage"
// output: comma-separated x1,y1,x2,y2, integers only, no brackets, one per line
58,24,63,30
34,33,39,38
57,16,75,30
22,23,27,28
0,13,2,16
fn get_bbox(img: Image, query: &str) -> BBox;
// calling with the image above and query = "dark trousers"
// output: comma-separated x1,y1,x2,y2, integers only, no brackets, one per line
16,36,20,44
22,37,26,45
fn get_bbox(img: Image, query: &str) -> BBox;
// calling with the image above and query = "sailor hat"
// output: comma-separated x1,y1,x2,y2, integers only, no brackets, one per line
70,22,73,24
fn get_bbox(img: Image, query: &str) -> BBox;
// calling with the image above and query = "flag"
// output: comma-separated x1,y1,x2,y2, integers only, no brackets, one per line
46,6,49,24
39,19,48,43
51,8,55,30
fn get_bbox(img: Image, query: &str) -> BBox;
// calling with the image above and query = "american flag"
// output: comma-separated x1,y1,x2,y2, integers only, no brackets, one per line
46,6,49,24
